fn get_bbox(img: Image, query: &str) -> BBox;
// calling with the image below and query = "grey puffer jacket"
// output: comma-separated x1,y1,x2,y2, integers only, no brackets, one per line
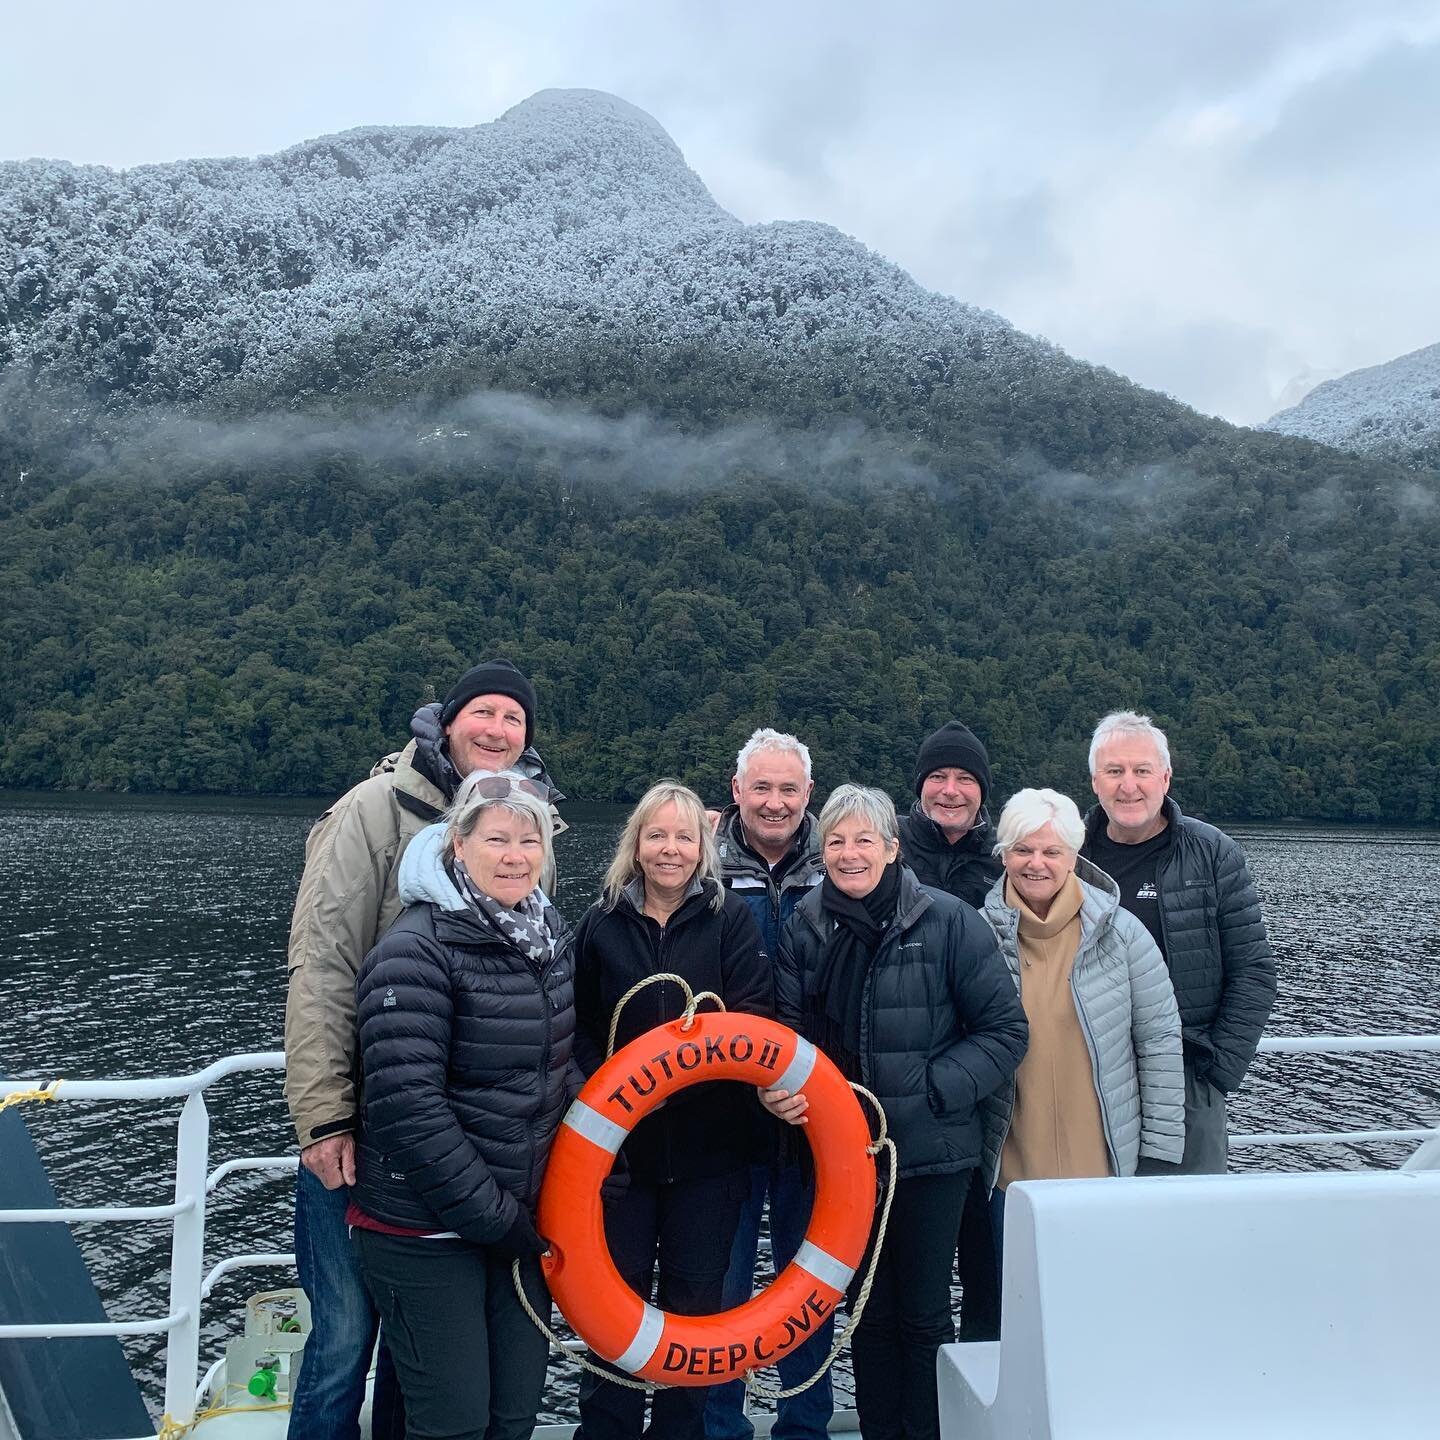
979,858,1184,1186
1081,797,1275,1094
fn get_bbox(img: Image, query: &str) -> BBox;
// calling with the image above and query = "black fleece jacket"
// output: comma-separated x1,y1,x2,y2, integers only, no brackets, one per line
897,803,1003,911
573,880,771,1183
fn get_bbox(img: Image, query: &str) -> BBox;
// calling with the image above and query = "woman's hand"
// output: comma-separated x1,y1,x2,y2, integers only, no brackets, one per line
758,1085,809,1125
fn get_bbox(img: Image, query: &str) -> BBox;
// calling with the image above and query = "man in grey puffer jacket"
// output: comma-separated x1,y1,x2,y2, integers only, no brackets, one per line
1080,710,1276,1173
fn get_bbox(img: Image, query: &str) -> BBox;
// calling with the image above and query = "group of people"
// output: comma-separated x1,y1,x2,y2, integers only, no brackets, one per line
282,658,1278,1440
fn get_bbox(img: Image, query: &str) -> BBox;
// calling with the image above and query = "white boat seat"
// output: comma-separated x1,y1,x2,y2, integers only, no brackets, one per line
937,1171,1440,1439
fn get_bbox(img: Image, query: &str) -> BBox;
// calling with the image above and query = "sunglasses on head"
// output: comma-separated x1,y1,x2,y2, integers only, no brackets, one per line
469,774,548,802
467,773,569,835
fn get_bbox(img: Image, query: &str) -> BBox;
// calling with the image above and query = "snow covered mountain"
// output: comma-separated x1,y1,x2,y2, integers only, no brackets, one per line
1264,342,1440,465
1,88,1117,415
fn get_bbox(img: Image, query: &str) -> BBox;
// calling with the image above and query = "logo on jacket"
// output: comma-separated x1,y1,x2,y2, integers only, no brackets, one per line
382,987,397,1008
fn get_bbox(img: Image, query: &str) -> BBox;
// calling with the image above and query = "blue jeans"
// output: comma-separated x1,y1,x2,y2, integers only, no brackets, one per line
704,1163,834,1440
289,1167,404,1440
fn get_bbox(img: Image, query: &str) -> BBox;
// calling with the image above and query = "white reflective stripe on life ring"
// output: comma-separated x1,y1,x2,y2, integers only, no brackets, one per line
793,1238,856,1292
562,1099,628,1155
773,1036,817,1096
614,1301,665,1373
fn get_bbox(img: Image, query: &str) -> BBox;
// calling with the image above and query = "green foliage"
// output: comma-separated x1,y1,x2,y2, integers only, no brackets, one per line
2,372,1438,824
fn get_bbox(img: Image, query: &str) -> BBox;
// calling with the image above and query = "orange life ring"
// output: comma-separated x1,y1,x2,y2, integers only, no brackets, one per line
537,1011,876,1387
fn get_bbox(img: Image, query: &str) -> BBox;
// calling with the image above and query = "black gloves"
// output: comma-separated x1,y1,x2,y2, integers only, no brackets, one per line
495,1209,549,1260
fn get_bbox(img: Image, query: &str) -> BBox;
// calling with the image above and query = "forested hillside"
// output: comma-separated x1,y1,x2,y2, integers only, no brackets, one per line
4,381,1437,819
3,91,1438,819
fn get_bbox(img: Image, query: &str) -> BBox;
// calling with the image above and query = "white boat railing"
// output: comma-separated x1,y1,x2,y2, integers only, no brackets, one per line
2,1035,1438,1436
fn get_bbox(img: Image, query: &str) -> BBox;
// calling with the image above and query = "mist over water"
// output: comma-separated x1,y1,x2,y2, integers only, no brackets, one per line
3,795,1438,1418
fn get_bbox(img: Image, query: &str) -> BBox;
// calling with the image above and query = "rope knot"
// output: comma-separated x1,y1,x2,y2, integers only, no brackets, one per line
0,1080,63,1115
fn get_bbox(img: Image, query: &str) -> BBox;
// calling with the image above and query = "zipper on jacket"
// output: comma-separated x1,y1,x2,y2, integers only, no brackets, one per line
527,936,566,1200
1069,971,1120,1177
653,914,676,1185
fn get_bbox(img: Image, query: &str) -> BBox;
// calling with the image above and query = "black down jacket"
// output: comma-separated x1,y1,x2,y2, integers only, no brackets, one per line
897,802,1003,910
351,857,576,1240
573,880,770,1184
1081,797,1275,1094
777,868,1028,1178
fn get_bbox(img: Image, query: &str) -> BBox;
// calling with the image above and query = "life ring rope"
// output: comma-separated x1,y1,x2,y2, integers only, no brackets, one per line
510,1083,898,1396
604,970,724,1060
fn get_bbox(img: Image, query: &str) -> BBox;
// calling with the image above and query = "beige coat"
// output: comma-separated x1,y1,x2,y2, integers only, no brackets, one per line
283,742,446,1148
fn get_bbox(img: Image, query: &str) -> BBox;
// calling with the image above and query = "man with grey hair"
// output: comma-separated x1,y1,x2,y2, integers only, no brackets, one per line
707,728,830,1440
1080,709,1276,1173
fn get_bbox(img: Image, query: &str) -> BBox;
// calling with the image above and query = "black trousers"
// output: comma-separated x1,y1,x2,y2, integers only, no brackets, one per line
353,1229,550,1440
849,1170,970,1440
955,1168,1000,1340
576,1170,749,1440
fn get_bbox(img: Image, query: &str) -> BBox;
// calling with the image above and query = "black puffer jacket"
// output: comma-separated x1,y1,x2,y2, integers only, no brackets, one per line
351,833,576,1240
897,803,1003,910
1081,797,1275,1094
777,868,1028,1178
573,880,770,1184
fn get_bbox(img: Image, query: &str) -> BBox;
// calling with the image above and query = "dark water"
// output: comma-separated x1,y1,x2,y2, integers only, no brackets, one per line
3,794,1439,1418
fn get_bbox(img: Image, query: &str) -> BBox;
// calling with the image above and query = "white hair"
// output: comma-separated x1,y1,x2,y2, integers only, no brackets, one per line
818,784,899,846
994,789,1085,854
735,727,812,783
1088,710,1172,776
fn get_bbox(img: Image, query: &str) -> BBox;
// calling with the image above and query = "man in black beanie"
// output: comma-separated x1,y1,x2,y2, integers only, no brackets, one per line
283,657,559,1440
897,719,1005,1346
898,720,1001,909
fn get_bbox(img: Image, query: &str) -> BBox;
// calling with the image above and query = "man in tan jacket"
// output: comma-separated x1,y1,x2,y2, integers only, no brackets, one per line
284,659,559,1440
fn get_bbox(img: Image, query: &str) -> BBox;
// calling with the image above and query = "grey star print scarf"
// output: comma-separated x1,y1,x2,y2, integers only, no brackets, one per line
452,858,561,965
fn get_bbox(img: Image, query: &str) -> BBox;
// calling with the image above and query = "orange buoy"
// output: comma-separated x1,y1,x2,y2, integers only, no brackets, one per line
537,1011,876,1388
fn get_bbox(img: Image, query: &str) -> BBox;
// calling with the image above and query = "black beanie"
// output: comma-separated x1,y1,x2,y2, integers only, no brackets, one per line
912,721,991,801
439,659,537,749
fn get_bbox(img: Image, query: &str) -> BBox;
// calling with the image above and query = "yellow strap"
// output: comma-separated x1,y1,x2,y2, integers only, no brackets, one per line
0,1080,62,1114
158,1400,290,1438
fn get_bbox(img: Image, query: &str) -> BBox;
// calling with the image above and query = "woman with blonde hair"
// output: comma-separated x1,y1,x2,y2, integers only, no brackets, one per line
979,788,1184,1274
573,780,770,1440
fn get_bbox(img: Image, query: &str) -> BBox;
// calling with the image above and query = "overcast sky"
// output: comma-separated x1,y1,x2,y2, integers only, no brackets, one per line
4,0,1439,425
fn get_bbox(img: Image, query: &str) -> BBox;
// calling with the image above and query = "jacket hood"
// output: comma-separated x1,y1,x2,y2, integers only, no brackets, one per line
397,823,467,910
377,702,565,805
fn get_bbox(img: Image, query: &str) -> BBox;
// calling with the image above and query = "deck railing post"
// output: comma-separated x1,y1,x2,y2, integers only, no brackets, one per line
162,1090,209,1426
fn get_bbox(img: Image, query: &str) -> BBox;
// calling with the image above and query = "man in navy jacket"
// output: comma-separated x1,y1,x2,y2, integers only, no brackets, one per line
706,729,828,1440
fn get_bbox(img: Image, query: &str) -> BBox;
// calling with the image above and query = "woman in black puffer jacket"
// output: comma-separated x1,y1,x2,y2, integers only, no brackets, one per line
573,780,769,1440
764,785,1027,1440
350,771,575,1440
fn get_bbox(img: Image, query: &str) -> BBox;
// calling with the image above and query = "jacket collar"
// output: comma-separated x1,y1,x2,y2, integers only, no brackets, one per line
716,805,823,887
1082,794,1184,847
796,863,933,941
617,874,713,924
906,800,996,856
